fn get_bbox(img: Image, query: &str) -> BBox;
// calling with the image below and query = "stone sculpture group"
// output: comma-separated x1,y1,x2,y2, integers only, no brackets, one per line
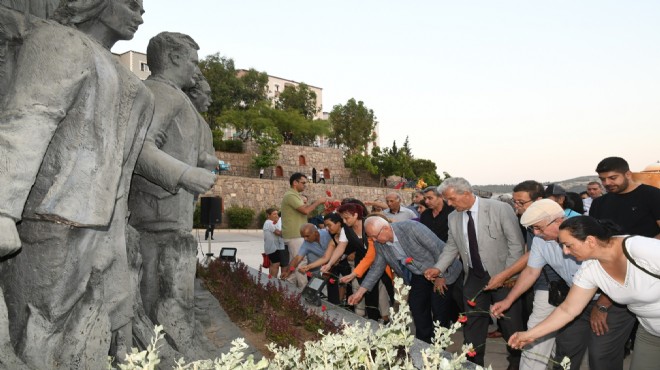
0,1,217,368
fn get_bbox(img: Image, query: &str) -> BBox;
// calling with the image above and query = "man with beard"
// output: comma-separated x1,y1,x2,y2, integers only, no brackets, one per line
589,156,660,239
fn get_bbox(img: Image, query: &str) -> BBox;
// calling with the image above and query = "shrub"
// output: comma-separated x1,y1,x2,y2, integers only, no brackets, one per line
211,129,224,150
226,206,255,229
192,203,202,229
217,139,244,153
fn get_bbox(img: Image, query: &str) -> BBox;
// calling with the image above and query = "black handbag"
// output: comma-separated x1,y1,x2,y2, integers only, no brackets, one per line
543,268,570,307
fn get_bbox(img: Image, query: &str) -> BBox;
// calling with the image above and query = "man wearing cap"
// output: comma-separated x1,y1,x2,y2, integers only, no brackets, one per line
424,177,525,369
492,200,635,370
544,184,581,218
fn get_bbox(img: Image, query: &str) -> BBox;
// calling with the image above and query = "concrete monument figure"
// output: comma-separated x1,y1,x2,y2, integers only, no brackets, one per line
128,32,216,354
0,0,152,368
0,0,59,18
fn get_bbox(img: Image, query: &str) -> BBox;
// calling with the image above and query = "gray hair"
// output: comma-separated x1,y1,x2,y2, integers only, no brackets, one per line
386,192,402,202
364,215,390,231
422,186,441,197
438,177,473,195
147,32,200,75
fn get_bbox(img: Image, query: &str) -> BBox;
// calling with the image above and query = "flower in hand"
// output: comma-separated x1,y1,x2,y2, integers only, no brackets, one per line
467,288,484,307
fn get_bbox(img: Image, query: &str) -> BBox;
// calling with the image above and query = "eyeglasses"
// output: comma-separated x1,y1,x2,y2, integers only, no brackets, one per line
512,199,533,207
527,218,558,234
371,226,386,240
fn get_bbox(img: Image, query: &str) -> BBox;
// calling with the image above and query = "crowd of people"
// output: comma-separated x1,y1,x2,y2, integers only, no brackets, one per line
262,156,660,370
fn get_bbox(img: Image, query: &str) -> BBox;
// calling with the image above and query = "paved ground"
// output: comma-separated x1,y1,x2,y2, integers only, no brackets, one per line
195,229,630,369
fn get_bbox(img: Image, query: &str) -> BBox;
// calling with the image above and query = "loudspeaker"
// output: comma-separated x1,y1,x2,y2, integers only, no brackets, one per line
200,196,222,225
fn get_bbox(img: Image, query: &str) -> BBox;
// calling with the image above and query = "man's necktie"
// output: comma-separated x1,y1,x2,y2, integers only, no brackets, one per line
467,210,485,279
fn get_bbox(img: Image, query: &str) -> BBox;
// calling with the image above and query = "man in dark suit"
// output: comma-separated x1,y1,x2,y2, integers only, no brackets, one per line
424,177,525,369
348,218,461,343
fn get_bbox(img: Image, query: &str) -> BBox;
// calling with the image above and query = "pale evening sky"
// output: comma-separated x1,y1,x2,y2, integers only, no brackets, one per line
113,0,660,185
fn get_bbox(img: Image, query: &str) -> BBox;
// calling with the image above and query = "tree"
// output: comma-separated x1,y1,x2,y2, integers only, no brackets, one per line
275,82,319,120
216,101,274,141
344,153,378,176
252,125,283,169
198,53,269,129
410,158,441,185
328,98,377,156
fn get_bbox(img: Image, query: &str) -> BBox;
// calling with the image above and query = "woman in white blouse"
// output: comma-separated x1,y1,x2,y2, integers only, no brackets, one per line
508,216,660,370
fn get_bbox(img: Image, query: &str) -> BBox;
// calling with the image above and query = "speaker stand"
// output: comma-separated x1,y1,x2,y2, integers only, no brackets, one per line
201,238,214,267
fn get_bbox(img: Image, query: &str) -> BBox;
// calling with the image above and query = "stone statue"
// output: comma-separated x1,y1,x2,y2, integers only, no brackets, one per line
0,0,153,368
185,72,218,169
0,0,59,18
128,32,216,354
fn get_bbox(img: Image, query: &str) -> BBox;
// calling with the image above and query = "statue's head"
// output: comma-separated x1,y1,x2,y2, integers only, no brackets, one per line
53,0,144,43
185,72,213,113
147,32,200,89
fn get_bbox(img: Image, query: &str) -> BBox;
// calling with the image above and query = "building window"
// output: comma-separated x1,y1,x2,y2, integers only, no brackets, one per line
274,84,280,92
140,62,149,72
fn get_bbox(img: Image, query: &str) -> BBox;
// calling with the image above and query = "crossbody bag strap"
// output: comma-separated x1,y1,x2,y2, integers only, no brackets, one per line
622,235,660,279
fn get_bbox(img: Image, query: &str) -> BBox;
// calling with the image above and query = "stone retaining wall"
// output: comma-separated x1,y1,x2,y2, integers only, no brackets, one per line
205,177,413,228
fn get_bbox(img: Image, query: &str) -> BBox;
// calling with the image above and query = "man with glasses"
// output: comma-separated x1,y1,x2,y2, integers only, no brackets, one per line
347,217,460,343
492,200,635,370
280,172,326,287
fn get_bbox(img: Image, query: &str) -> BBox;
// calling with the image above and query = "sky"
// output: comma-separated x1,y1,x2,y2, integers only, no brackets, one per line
113,0,660,185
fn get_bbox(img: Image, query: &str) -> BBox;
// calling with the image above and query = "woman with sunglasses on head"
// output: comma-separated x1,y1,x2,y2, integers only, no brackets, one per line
509,216,660,370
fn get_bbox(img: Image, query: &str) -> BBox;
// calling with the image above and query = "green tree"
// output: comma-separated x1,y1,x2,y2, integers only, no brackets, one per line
199,53,269,128
252,125,283,169
344,153,378,176
275,82,319,120
217,101,274,141
410,158,440,185
328,98,377,156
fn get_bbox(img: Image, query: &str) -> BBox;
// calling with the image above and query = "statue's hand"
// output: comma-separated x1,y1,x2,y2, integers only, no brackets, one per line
179,167,216,194
0,216,21,257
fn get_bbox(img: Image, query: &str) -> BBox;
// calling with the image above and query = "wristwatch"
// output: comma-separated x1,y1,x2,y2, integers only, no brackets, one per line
597,304,609,313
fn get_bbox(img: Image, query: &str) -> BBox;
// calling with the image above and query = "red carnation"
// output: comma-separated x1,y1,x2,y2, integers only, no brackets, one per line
326,190,332,197
467,299,477,307
457,314,468,323
268,274,272,279
405,257,414,264
321,305,327,312
329,278,336,284
467,349,477,358
306,271,312,278
332,200,341,207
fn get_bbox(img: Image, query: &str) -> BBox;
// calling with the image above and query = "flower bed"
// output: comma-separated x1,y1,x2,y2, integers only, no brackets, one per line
197,259,340,349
